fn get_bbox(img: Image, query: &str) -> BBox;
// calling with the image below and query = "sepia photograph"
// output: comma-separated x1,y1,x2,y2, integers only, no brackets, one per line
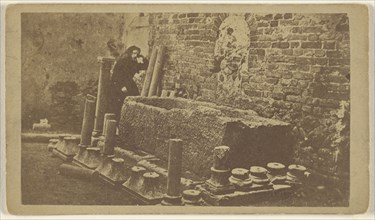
4,3,371,215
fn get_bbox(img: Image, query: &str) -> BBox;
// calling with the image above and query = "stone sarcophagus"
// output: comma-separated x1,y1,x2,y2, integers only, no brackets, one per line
118,96,294,177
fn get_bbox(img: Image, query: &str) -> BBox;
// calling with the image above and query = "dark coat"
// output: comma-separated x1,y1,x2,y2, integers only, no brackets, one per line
109,55,148,119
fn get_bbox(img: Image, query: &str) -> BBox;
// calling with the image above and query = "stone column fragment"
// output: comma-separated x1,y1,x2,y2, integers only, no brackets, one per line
162,139,183,205
59,163,98,179
141,46,158,97
93,57,115,136
80,95,96,146
102,113,116,137
102,119,117,155
148,46,166,97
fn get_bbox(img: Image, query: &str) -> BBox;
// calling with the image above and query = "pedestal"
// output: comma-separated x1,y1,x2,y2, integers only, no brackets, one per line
205,146,235,195
52,136,79,162
97,157,127,187
182,189,204,206
228,168,252,191
267,162,287,184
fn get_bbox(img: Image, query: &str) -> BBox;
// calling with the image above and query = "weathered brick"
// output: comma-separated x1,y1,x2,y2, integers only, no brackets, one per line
178,13,186,18
266,77,279,84
320,99,340,108
256,14,273,21
294,71,314,79
296,57,313,65
291,103,302,110
273,100,291,109
329,58,350,66
280,78,291,86
291,42,300,48
272,92,285,100
258,21,269,27
291,27,302,34
293,49,304,56
282,49,293,56
263,27,276,35
265,70,282,78
298,80,309,88
280,20,299,26
272,42,289,48
282,71,293,79
250,75,266,83
244,89,262,97
270,20,278,27
326,50,346,58
283,86,301,95
274,14,283,20
187,13,199,18
302,26,323,33
314,58,328,66
301,41,322,49
308,34,319,41
287,34,308,41
323,41,336,50
250,42,272,48
314,50,325,57
284,13,293,19
286,95,302,102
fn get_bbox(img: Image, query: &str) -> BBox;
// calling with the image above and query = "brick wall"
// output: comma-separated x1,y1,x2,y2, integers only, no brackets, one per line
149,13,350,178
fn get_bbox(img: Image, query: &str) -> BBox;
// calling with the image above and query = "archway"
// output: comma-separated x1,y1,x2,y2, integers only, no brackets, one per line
213,14,250,102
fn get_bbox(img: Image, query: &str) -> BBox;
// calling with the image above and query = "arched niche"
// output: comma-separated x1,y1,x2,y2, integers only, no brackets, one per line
213,14,250,101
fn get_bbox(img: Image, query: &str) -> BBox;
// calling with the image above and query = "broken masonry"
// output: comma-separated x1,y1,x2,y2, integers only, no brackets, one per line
49,51,310,206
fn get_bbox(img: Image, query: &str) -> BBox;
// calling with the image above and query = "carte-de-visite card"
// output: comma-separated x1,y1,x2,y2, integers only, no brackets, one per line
4,3,371,215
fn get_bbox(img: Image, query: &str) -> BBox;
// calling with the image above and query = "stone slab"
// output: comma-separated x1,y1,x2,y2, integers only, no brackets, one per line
119,96,294,177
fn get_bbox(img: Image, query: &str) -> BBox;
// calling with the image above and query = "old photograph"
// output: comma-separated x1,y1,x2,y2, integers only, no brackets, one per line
4,3,370,215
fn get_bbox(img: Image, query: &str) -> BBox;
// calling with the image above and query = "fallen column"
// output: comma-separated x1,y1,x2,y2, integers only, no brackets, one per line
92,56,115,138
161,139,183,206
205,146,235,195
58,164,98,180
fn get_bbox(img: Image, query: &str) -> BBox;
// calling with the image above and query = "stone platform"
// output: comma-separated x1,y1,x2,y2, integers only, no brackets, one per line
119,97,294,177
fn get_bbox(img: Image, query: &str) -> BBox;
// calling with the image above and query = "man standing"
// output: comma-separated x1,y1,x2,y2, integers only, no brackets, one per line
109,45,148,122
